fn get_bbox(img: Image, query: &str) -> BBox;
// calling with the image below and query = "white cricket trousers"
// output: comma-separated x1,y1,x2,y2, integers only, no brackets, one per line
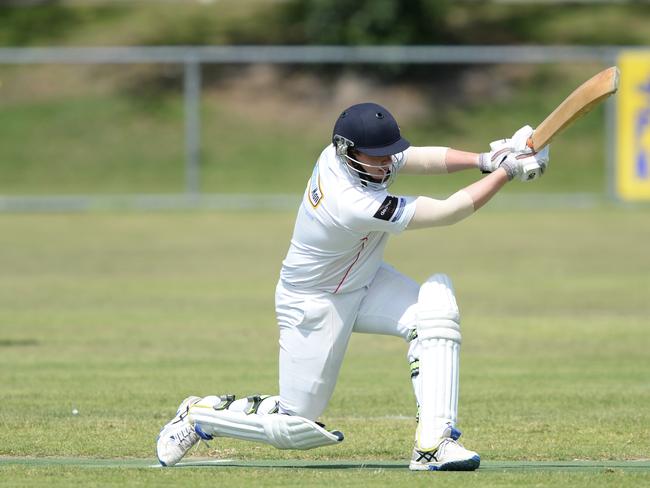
276,263,419,420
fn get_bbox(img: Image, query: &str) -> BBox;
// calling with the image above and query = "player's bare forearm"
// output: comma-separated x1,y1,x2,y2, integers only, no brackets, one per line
463,167,509,210
402,147,479,175
444,148,481,173
407,167,509,230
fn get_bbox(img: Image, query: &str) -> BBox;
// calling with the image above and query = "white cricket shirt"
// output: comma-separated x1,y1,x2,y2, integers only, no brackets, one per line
280,144,417,294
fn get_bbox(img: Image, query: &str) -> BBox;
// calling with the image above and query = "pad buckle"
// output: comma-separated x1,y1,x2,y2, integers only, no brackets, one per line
245,394,270,415
214,394,236,411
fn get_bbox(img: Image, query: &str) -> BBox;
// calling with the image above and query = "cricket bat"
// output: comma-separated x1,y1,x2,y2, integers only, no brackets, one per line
527,66,620,152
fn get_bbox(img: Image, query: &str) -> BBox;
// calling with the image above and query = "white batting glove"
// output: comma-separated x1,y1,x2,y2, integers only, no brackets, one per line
478,138,514,173
511,125,534,153
500,145,550,182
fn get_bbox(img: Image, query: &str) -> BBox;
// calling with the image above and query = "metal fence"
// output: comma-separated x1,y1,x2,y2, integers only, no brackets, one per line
0,45,633,211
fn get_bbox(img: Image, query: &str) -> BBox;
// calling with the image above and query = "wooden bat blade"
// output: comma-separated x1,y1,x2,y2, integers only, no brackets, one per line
528,66,619,152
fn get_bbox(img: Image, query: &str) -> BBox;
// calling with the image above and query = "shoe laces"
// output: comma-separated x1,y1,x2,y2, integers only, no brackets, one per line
437,437,465,456
174,425,198,449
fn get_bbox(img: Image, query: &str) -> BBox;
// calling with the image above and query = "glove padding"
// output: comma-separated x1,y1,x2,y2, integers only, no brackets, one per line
510,125,534,153
501,145,550,182
478,138,514,173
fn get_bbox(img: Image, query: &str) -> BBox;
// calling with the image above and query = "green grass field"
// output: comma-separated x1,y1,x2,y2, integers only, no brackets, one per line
0,206,648,486
1,2,649,485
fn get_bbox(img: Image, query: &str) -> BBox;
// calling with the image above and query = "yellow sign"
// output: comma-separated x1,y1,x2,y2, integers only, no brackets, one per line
617,51,650,200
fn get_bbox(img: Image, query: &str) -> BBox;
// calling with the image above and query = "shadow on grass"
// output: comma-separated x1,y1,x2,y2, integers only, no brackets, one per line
177,460,407,470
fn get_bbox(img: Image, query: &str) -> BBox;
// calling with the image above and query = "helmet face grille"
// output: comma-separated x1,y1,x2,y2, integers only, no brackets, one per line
339,151,404,191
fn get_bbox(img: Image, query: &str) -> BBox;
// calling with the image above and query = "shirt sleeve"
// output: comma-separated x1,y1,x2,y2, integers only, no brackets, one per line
337,187,417,234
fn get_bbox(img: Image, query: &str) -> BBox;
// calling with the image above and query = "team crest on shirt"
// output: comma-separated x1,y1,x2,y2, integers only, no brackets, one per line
308,163,324,208
373,195,406,222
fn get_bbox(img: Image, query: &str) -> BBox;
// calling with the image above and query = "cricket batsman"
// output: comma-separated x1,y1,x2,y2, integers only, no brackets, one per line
156,102,549,471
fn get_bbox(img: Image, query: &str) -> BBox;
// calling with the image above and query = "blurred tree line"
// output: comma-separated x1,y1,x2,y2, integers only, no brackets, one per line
1,0,649,47
273,0,453,45
1,0,648,100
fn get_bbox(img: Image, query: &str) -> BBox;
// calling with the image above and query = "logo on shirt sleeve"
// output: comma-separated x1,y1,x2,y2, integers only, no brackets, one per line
308,163,323,208
373,195,399,221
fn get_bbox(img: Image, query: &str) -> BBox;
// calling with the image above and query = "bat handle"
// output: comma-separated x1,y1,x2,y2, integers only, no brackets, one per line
525,136,537,154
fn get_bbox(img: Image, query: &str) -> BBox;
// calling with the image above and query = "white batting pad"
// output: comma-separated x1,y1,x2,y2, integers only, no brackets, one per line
189,404,343,450
415,274,461,451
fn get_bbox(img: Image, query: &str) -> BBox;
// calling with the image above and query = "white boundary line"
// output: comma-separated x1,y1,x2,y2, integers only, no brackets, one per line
1,456,648,470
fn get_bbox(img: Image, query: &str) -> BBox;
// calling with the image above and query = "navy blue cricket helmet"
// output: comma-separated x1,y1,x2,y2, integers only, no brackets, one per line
332,103,409,190
332,102,410,157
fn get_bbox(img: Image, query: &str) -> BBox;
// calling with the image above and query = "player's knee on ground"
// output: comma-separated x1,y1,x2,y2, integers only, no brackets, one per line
188,394,343,450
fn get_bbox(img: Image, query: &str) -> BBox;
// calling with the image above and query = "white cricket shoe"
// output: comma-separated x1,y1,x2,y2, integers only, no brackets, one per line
409,437,480,471
156,396,204,467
